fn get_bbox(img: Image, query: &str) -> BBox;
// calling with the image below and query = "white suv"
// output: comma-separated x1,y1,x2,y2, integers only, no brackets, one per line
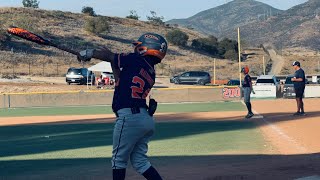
255,75,281,97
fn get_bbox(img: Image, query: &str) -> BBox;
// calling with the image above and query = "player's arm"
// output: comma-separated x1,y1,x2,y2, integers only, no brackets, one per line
249,77,255,94
291,77,304,82
77,47,120,82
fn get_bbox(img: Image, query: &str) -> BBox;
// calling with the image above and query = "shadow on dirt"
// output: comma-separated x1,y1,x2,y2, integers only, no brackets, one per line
1,153,320,180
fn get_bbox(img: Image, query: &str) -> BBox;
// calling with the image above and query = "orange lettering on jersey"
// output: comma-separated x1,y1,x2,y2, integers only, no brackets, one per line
139,68,154,86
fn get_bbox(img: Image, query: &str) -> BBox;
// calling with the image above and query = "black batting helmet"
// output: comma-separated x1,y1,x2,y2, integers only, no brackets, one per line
132,33,168,60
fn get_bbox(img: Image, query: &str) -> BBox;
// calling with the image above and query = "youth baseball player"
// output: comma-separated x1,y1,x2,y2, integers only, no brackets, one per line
242,66,255,118
77,33,167,180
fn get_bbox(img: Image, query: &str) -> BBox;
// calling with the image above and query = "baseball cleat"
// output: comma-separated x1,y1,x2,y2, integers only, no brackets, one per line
299,112,306,116
245,113,254,119
293,112,301,116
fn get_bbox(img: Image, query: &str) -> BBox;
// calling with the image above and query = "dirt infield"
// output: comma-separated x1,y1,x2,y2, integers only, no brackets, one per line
1,99,320,180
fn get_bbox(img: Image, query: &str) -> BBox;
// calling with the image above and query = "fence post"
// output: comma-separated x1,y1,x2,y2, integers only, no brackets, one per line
3,94,6,109
8,94,11,108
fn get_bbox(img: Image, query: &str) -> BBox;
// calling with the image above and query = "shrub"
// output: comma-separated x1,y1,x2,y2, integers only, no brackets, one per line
22,0,39,8
224,49,238,61
191,35,219,55
85,16,111,35
166,29,189,47
82,6,96,16
146,11,164,26
126,10,139,20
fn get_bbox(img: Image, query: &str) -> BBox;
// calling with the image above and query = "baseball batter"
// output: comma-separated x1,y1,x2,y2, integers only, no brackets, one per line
77,33,167,180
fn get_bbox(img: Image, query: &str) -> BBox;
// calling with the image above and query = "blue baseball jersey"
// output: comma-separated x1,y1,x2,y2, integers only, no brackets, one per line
293,68,306,89
112,53,156,112
243,74,252,88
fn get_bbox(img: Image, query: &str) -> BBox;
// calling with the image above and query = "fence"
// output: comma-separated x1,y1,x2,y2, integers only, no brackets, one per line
0,87,242,109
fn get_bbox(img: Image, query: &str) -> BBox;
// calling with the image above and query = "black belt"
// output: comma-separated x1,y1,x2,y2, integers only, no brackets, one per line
115,107,141,117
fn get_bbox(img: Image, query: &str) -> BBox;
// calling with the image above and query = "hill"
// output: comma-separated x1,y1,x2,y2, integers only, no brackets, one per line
0,7,317,93
168,0,320,50
167,0,283,39
0,7,272,82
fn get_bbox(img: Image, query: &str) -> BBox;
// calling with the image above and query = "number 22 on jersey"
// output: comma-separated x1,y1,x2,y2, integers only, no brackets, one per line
131,76,150,99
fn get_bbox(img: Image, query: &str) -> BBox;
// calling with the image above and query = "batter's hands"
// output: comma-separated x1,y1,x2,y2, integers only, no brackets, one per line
77,49,94,62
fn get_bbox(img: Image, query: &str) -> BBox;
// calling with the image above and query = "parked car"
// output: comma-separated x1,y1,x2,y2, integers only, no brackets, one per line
170,71,211,85
100,72,115,85
101,72,115,81
255,75,281,97
226,79,243,86
283,75,295,98
66,67,95,85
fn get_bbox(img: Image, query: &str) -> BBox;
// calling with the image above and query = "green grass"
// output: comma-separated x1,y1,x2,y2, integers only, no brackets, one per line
0,121,266,175
0,101,245,117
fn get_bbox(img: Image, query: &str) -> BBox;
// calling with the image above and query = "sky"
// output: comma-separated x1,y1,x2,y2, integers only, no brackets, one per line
0,0,308,21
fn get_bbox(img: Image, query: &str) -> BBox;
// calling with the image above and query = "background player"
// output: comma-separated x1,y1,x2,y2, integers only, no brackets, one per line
291,61,306,116
242,66,255,119
77,33,167,180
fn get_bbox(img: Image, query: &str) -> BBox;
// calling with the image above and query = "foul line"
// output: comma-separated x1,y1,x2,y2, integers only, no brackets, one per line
241,101,308,153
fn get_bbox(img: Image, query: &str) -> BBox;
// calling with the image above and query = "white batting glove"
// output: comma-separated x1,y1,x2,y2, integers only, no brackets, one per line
77,49,94,62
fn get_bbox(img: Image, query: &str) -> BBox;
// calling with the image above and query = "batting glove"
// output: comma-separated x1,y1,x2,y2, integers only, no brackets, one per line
77,49,94,62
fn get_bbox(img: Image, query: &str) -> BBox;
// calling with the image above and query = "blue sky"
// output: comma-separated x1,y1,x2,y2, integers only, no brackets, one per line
0,0,308,21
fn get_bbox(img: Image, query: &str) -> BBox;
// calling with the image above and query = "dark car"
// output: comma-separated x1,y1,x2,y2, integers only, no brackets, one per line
170,71,211,85
226,79,243,86
66,67,95,85
283,75,308,98
283,76,295,98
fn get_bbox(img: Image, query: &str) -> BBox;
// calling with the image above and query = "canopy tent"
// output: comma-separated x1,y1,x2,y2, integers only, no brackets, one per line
86,61,113,88
88,61,112,72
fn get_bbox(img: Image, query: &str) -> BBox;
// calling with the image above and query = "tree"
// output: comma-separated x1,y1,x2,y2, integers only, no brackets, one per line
146,11,164,26
22,0,39,8
166,29,189,47
126,10,140,20
82,6,96,16
224,49,238,60
191,35,219,55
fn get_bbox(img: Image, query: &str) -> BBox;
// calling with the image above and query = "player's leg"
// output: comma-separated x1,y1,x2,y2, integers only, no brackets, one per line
294,88,301,115
130,133,162,180
244,88,253,118
112,116,144,180
130,114,162,180
300,87,305,115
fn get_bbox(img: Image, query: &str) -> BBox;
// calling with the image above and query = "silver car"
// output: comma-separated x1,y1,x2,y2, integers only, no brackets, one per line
66,68,95,85
170,71,211,85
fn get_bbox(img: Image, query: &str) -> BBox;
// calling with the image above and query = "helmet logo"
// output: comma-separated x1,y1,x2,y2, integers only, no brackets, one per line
160,42,167,53
144,34,159,40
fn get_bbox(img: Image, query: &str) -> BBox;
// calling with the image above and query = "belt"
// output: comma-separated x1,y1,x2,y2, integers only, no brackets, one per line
115,107,144,117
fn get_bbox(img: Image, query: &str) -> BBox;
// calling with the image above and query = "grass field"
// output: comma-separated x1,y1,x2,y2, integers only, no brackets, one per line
0,101,269,179
0,101,245,117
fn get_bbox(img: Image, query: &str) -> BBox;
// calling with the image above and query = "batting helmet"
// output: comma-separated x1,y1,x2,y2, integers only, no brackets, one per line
241,66,249,74
132,33,168,61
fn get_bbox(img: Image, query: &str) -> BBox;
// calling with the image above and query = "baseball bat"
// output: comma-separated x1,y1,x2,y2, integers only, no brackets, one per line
7,26,78,55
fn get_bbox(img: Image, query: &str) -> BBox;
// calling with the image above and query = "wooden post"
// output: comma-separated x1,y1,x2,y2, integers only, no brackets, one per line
42,62,45,76
56,63,59,76
263,56,266,75
238,27,242,86
214,58,216,85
